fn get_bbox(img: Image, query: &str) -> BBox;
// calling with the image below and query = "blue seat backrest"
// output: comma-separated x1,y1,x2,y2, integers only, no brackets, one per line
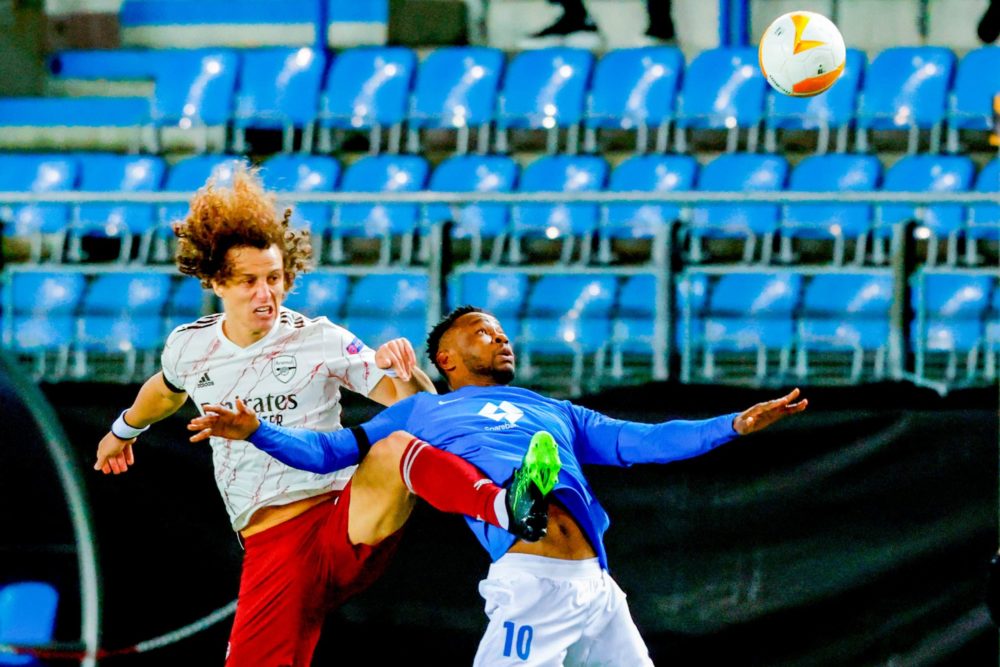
426,155,517,231
710,272,801,315
802,273,893,315
858,46,955,129
83,273,171,315
587,46,683,128
916,273,993,317
519,155,608,193
676,47,765,127
120,0,322,31
676,272,709,314
950,46,1000,130
236,48,326,126
526,274,617,318
880,155,974,229
169,277,206,316
618,275,655,317
78,154,166,192
767,48,865,130
410,47,504,128
261,155,340,192
0,581,58,663
454,273,528,317
698,153,787,191
606,154,697,225
321,47,416,127
0,154,78,192
348,274,428,317
790,154,881,192
283,273,349,318
165,156,246,190
11,272,86,315
0,97,150,127
340,155,429,192
499,47,594,127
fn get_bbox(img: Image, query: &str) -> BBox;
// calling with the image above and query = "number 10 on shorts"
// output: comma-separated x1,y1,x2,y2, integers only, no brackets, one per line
502,621,533,660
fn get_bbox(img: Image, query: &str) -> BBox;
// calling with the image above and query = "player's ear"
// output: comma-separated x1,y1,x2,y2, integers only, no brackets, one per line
435,348,457,373
210,279,224,298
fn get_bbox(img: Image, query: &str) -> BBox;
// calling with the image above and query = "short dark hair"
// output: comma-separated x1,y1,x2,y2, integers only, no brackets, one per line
426,305,487,375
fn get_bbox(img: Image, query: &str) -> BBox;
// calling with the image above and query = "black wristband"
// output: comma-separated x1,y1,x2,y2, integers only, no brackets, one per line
350,426,371,461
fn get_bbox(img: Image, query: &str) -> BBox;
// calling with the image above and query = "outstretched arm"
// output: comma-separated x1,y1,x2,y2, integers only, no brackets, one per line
731,387,808,435
95,372,188,474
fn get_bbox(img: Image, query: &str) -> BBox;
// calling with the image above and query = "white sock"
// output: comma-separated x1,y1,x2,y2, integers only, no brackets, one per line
493,490,509,530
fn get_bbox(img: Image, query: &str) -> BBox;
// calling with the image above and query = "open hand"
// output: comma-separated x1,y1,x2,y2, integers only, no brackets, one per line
733,388,808,435
188,399,260,442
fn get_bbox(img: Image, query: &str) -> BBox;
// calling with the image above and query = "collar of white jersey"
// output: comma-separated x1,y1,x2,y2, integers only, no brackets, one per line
214,308,289,353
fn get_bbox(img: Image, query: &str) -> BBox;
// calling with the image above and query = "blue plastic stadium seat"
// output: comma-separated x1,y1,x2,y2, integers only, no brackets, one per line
283,272,348,319
449,272,527,323
157,155,245,249
602,154,697,247
521,274,616,392
797,272,893,381
609,274,657,379
584,47,683,153
510,155,608,264
232,48,326,154
675,271,709,377
856,46,955,153
765,48,865,154
332,155,429,265
911,271,993,382
674,47,766,153
345,273,427,351
407,47,504,154
947,46,1000,151
875,155,974,265
967,159,1000,257
0,97,152,152
0,581,58,667
318,47,416,154
69,154,166,263
424,155,517,264
120,0,322,48
688,154,788,264
495,48,594,153
261,154,340,239
4,272,85,379
326,0,388,47
0,154,78,262
82,272,172,316
698,272,800,381
781,154,882,265
163,276,208,333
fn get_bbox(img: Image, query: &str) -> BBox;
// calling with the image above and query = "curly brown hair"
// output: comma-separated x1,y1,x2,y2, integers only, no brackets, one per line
173,163,312,288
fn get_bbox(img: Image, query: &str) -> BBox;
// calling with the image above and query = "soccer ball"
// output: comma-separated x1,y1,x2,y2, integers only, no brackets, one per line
758,11,846,97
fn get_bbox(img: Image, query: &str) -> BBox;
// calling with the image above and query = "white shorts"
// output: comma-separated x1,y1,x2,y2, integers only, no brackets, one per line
473,553,654,667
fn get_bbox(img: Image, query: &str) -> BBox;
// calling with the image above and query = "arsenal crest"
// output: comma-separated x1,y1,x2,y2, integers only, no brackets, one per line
272,355,297,383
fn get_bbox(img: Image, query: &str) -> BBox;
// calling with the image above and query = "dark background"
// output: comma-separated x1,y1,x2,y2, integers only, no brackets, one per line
2,376,997,666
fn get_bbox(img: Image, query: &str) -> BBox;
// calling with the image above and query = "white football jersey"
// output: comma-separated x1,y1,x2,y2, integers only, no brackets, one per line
160,307,387,532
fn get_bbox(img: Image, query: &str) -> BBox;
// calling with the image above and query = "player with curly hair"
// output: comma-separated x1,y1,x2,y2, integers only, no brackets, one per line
94,165,553,666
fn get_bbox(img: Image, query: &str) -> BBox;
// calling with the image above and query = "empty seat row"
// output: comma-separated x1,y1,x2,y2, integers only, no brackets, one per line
3,152,996,267
10,44,997,155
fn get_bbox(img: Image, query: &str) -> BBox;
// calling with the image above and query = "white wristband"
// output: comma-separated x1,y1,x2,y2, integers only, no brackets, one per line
383,368,399,378
111,410,149,440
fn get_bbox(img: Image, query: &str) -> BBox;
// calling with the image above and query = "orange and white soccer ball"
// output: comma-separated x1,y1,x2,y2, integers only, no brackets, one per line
758,11,846,97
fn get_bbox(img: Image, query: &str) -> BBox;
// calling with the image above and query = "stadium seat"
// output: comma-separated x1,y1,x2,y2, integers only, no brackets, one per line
120,0,323,48
600,154,697,263
495,47,594,154
674,47,766,153
49,49,238,153
764,48,866,154
283,272,349,319
423,155,518,264
510,155,608,264
947,46,1000,152
676,271,709,382
345,273,428,351
584,46,683,153
317,47,416,154
232,48,327,153
69,154,166,263
4,272,85,381
780,154,882,265
610,274,656,380
855,46,955,154
910,271,993,383
75,272,172,381
407,47,504,154
0,581,58,667
0,97,153,153
0,154,78,263
697,272,801,382
520,274,616,393
326,0,389,47
874,155,975,265
331,155,429,265
985,285,1000,381
164,276,209,332
260,154,340,245
449,272,527,325
688,154,788,264
967,158,1000,263
796,272,893,382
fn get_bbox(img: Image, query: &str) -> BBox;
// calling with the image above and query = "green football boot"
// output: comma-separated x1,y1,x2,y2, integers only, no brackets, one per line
505,431,562,542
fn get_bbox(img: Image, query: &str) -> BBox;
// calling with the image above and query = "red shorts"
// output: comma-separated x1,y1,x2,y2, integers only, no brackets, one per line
225,480,402,667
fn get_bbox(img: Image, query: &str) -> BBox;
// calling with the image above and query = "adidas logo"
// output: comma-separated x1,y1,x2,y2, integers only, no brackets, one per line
196,372,214,388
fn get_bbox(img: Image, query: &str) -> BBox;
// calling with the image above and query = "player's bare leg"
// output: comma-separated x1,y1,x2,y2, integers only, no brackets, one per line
347,431,419,545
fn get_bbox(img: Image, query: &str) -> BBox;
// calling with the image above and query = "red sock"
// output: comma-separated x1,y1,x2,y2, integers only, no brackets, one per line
400,438,505,528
